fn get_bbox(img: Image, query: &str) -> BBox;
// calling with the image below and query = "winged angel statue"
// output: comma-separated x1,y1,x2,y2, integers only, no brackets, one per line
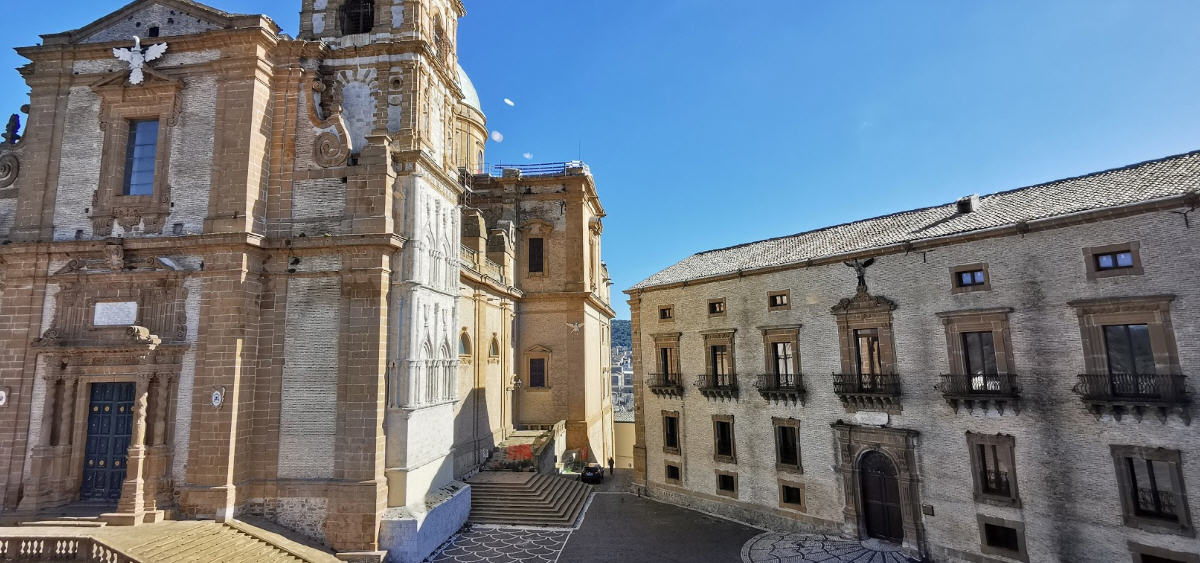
112,36,167,85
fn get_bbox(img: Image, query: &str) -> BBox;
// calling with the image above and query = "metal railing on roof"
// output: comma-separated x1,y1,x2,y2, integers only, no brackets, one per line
483,161,590,178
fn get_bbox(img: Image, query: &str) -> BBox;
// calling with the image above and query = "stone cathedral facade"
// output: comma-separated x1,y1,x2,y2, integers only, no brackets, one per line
0,0,614,560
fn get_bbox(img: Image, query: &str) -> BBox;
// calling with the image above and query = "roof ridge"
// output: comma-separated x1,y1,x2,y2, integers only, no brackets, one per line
693,148,1200,258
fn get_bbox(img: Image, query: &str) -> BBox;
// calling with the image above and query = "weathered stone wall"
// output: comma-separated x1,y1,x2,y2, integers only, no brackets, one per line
635,208,1200,561
278,275,340,480
80,4,220,43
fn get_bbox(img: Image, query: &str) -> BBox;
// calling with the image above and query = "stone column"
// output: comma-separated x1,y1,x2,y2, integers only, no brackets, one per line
55,379,76,447
105,376,149,526
142,375,171,518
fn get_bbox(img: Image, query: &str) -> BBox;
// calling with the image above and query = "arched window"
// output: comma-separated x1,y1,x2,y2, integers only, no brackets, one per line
340,0,375,35
459,333,472,356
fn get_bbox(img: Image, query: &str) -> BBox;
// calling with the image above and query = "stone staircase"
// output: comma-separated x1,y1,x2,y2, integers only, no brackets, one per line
121,521,324,562
466,472,591,527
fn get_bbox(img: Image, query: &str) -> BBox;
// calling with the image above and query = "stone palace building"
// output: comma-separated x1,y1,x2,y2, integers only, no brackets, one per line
0,0,614,560
627,151,1200,563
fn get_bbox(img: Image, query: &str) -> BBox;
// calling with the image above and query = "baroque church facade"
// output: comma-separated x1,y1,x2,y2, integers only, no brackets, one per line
0,0,614,560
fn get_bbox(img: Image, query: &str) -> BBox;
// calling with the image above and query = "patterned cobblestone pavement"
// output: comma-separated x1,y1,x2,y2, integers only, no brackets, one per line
425,525,570,563
742,532,918,563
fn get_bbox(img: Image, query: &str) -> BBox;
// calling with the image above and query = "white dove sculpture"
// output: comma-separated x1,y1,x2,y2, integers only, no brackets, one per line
112,36,168,85
566,322,584,333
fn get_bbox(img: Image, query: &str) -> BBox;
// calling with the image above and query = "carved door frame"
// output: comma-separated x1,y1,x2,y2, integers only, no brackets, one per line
832,422,925,559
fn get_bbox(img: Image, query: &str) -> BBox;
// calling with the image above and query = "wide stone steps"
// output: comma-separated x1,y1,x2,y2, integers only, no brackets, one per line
126,522,308,563
467,473,591,527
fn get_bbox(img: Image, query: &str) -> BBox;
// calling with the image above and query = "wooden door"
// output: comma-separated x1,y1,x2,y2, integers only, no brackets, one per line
860,451,903,543
80,382,134,501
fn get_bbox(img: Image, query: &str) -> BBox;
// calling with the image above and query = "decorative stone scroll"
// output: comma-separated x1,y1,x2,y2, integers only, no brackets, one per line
0,153,17,190
308,74,352,168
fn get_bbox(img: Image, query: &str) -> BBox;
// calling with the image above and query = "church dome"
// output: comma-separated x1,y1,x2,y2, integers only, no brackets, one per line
456,63,484,117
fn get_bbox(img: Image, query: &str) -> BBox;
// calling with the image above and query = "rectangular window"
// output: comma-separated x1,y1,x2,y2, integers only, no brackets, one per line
977,443,1012,497
1112,446,1192,535
658,306,673,320
775,424,799,468
962,331,997,376
780,484,803,506
123,120,159,196
665,463,681,482
717,473,736,492
1127,457,1179,522
658,347,677,377
713,418,735,462
528,238,544,273
768,291,790,310
1096,250,1136,271
854,328,882,375
1104,324,1155,375
710,345,730,381
662,413,679,451
983,523,1019,551
956,269,987,287
528,358,546,388
968,433,1019,506
708,299,725,316
772,342,795,376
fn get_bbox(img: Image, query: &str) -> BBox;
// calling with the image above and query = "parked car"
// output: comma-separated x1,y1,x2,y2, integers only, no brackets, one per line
580,463,604,484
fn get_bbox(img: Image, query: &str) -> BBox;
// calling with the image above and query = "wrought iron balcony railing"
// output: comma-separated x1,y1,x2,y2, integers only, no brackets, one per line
981,470,1012,497
1073,373,1190,424
832,373,901,396
646,373,684,398
754,373,806,403
832,373,901,412
1136,487,1180,521
695,374,738,400
937,374,1020,414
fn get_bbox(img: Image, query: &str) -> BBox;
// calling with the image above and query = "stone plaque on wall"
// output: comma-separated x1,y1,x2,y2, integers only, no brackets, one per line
93,301,138,326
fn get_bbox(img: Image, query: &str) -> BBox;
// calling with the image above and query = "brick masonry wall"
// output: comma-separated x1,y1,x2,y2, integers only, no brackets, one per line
52,87,102,241
292,178,349,236
278,275,340,479
79,4,219,43
635,209,1200,561
0,199,15,239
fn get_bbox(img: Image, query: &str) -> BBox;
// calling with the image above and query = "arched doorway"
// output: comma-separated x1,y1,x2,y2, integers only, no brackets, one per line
859,450,903,543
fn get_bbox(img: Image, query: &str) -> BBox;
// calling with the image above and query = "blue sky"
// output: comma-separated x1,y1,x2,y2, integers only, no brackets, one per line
3,1,1199,320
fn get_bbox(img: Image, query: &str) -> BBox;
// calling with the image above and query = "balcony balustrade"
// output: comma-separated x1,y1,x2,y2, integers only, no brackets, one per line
695,373,739,401
937,373,1020,414
754,373,806,404
1073,373,1190,424
831,373,901,412
645,373,684,398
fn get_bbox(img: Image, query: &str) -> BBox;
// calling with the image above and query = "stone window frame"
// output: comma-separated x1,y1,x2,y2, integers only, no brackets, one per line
524,346,552,390
458,329,472,362
760,325,801,376
715,469,738,499
950,262,991,294
658,305,674,322
966,432,1021,507
702,329,737,381
712,414,736,465
707,298,726,317
1110,445,1194,537
977,514,1029,562
772,417,803,474
1084,242,1144,280
1069,296,1180,376
832,298,897,376
661,410,681,455
91,74,182,236
1128,540,1200,563
664,461,682,484
937,308,1016,376
768,290,791,311
521,220,553,279
487,334,501,364
778,479,806,512
651,331,682,378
